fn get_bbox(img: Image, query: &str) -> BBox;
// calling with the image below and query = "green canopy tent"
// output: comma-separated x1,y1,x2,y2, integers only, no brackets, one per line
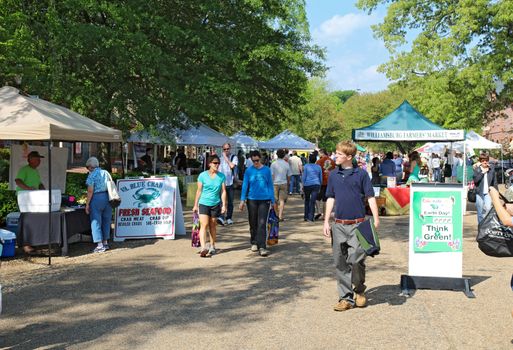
352,100,465,148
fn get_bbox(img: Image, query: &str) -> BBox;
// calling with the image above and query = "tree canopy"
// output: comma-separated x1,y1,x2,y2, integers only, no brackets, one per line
0,0,324,136
356,0,513,130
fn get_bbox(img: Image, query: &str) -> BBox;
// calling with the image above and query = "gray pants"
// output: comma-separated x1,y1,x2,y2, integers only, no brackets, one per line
331,223,367,303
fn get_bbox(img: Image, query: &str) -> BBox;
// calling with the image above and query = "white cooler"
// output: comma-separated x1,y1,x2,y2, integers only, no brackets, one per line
17,189,62,212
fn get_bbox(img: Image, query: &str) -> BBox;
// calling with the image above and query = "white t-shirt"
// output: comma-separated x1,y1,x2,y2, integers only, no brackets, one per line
245,158,253,169
271,159,291,185
288,155,302,175
219,153,238,186
483,171,489,194
430,158,440,169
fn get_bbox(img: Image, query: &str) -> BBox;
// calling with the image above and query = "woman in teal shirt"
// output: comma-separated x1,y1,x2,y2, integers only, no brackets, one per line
193,155,227,257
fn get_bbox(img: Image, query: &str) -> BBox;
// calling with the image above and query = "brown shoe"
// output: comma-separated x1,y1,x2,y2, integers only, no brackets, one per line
333,299,354,312
355,293,367,308
199,249,209,258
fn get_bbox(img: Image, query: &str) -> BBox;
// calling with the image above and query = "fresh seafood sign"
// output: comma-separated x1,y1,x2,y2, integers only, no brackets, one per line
412,191,463,253
114,177,178,240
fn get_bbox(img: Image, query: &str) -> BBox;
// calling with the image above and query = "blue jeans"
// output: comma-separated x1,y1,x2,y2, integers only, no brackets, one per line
220,185,234,220
90,192,112,243
289,175,301,194
433,168,441,182
303,185,320,221
476,193,491,224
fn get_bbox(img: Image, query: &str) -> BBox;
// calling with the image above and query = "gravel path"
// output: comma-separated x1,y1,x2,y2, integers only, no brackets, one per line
0,194,512,349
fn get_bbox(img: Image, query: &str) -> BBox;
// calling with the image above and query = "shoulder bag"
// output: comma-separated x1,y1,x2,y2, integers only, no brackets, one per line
106,171,121,208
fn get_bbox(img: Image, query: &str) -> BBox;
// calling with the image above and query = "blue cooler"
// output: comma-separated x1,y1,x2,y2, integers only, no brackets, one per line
5,212,20,235
0,229,16,258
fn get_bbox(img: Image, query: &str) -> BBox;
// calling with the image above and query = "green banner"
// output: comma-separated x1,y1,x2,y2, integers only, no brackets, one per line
412,190,462,253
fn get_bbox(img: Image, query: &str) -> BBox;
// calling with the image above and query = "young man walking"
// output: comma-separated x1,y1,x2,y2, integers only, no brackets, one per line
270,149,291,221
218,143,238,225
288,151,303,194
323,141,380,311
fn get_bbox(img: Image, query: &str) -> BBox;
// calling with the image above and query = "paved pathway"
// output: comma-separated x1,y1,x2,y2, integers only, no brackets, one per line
0,194,512,349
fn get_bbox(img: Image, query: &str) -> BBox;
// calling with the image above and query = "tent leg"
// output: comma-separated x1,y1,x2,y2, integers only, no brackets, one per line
48,142,52,266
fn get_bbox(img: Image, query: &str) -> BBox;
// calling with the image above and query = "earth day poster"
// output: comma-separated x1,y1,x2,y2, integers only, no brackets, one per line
412,190,463,253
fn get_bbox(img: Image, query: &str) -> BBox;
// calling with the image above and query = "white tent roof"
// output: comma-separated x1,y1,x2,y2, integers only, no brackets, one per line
0,86,122,142
416,131,501,154
127,123,233,147
259,130,316,150
231,131,259,149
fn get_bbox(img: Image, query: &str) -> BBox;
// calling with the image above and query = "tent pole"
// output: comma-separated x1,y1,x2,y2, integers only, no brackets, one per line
48,141,52,266
501,147,504,184
153,145,157,175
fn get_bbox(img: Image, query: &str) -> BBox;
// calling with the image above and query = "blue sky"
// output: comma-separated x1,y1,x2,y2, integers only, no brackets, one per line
305,1,391,93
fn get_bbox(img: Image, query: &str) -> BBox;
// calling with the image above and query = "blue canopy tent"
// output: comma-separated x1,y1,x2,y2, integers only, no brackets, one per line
259,130,316,151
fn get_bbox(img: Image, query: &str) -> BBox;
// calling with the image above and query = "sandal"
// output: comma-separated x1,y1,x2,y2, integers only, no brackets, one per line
199,249,209,258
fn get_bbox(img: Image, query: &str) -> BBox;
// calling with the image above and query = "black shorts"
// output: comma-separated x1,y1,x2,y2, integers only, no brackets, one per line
199,203,221,217
318,185,328,202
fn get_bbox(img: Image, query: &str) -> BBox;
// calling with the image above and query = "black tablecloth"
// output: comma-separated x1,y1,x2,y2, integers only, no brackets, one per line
17,209,91,256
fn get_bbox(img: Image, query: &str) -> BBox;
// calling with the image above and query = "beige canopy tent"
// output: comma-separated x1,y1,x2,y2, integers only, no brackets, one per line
0,85,123,264
0,86,122,142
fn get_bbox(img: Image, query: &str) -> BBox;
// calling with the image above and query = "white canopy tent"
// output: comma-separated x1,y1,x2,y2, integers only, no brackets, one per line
231,131,259,151
0,86,123,264
259,130,316,151
127,123,234,173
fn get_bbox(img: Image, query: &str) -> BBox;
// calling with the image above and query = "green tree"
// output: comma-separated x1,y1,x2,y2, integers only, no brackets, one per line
0,0,324,137
356,0,513,130
332,90,357,104
286,78,344,150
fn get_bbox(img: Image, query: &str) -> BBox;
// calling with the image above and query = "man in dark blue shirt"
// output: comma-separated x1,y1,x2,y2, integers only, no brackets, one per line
323,141,380,312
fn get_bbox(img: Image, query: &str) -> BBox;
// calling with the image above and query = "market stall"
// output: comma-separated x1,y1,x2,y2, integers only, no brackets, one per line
0,86,123,262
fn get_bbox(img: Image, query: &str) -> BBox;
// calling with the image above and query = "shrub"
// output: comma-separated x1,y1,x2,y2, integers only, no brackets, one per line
0,182,18,227
0,159,9,182
0,148,10,161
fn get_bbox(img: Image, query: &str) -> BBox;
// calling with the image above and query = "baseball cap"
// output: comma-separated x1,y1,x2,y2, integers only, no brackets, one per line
28,151,45,159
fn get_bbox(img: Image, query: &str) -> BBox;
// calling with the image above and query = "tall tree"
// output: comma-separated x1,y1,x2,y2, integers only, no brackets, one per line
356,0,513,130
0,0,324,136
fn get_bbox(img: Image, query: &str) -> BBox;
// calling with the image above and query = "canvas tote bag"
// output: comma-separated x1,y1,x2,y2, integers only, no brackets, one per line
106,171,121,208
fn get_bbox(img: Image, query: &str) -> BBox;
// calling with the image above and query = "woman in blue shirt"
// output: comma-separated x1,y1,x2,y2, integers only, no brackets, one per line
239,150,275,257
85,157,113,253
193,155,227,257
302,154,322,222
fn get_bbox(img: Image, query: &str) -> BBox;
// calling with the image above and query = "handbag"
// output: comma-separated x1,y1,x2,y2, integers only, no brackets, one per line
355,218,380,257
106,171,121,208
476,207,513,257
467,181,476,203
267,207,279,246
191,212,201,248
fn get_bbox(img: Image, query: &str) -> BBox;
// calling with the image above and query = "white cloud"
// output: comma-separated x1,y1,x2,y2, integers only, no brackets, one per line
327,61,390,92
313,13,376,43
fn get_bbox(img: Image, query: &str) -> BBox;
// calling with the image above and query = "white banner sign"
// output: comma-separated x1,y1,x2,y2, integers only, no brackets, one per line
354,129,465,141
114,177,185,241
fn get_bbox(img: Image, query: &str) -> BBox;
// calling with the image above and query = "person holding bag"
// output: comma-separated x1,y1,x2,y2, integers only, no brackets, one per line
192,155,227,258
85,157,113,253
473,154,497,223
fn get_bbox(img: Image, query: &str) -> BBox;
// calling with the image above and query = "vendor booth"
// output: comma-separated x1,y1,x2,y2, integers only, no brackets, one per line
259,130,316,151
353,100,471,297
0,86,122,263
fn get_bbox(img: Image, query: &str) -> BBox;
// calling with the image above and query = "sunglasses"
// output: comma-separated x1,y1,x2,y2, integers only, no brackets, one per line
252,159,260,163
211,162,220,165
223,148,230,151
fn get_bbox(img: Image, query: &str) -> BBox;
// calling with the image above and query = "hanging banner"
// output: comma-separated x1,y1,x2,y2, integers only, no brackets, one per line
353,129,465,141
408,183,464,278
114,177,185,241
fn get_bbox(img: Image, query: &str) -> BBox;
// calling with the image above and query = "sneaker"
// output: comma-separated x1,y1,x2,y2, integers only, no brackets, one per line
103,244,110,251
314,213,322,221
259,248,270,257
216,217,225,226
199,249,209,258
355,293,367,308
333,299,354,312
92,246,106,253
251,244,259,252
226,219,234,225
207,247,216,256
